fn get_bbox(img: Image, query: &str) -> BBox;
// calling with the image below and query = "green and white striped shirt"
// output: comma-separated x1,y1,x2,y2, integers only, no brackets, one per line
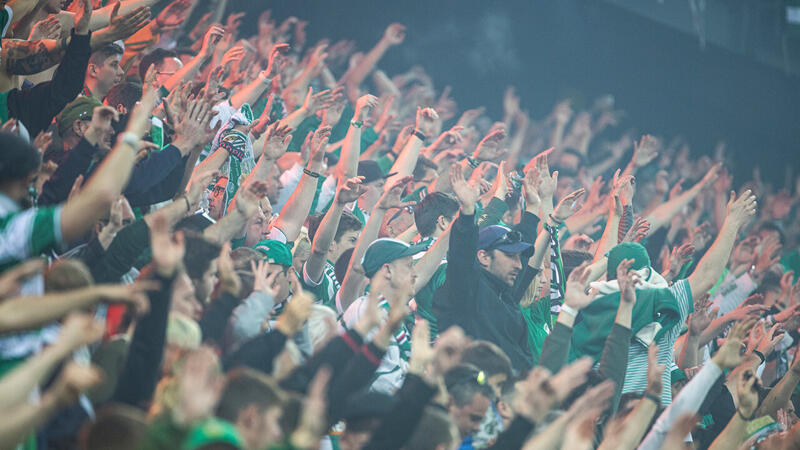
621,279,693,405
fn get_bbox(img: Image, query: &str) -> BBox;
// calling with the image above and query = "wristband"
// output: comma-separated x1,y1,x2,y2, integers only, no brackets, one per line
119,132,140,148
752,349,766,364
737,408,754,421
258,72,272,84
303,168,320,178
548,214,563,225
467,156,480,169
180,194,191,211
561,304,578,318
411,129,426,141
643,392,661,406
350,120,363,129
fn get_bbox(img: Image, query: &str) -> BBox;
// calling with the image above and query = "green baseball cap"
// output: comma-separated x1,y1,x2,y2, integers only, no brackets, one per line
253,239,293,267
361,238,427,278
607,242,651,281
56,96,102,136
182,418,244,450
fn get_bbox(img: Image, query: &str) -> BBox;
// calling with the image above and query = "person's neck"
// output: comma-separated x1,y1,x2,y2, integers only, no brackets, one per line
84,79,107,100
358,196,376,212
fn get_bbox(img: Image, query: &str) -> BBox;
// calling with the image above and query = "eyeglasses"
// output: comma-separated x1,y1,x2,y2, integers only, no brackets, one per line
486,230,522,251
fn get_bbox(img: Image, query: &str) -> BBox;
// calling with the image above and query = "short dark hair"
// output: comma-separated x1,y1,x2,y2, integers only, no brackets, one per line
334,247,354,283
89,43,124,66
305,210,363,244
561,249,593,278
755,270,782,295
105,82,143,113
462,341,512,379
414,192,459,237
412,156,438,181
81,404,147,450
216,368,284,423
138,48,178,81
444,364,495,407
759,222,785,245
401,406,458,450
0,132,41,183
182,231,222,280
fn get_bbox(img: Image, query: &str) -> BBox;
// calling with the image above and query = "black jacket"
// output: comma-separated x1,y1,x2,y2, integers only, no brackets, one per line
6,30,91,137
434,211,539,371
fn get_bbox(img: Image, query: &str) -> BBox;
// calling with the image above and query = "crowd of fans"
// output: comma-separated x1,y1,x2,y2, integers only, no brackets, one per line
0,0,799,449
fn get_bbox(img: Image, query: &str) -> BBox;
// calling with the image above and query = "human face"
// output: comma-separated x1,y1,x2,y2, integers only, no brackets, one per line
91,54,124,94
265,165,282,204
195,259,218,304
208,177,228,220
155,57,183,86
170,273,202,320
482,249,522,287
244,208,270,248
330,229,360,262
240,405,282,450
268,263,291,303
387,256,416,290
449,393,491,438
361,179,385,209
487,373,507,400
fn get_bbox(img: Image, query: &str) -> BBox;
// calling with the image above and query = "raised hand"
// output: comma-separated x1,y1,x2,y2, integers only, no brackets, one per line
378,176,414,211
552,188,586,222
276,289,314,336
174,98,213,149
449,164,479,214
250,260,279,297
632,134,658,168
57,312,105,352
354,94,379,122
185,170,218,208
735,368,760,418
199,26,225,60
302,87,335,116
712,319,756,369
491,161,510,201
473,129,507,162
149,213,185,277
30,15,62,40
688,293,718,337
235,181,269,217
382,23,406,45
336,176,367,204
306,125,331,170
725,190,758,229
0,258,45,298
51,362,103,407
564,262,597,310
415,107,439,138
409,319,435,376
175,347,223,425
261,122,293,160
73,0,93,35
754,235,782,275
612,168,635,206
104,3,151,42
616,258,640,305
457,106,485,128
261,43,290,79
153,0,190,33
700,162,722,188
622,216,651,243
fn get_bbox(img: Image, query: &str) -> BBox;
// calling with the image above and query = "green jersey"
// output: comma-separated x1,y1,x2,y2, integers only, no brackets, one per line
301,260,340,311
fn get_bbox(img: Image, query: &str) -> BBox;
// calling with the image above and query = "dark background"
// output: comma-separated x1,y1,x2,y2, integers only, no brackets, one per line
228,0,800,184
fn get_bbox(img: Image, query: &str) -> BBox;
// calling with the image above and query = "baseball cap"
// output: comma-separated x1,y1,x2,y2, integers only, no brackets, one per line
253,240,293,267
182,418,244,450
478,225,533,253
56,96,102,136
357,160,396,184
361,238,427,278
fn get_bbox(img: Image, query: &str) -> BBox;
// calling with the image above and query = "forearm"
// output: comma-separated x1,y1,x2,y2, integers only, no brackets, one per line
528,226,552,271
0,288,107,333
2,38,64,75
413,227,451,292
203,209,247,244
272,171,319,242
598,398,658,450
306,203,345,281
88,0,158,29
339,205,388,310
230,76,269,110
0,392,63,450
756,367,800,418
0,342,71,408
593,214,620,262
386,136,423,185
163,54,205,92
698,316,732,348
689,220,738,300
646,184,703,232
338,124,362,179
709,415,749,450
677,333,701,370
341,39,390,94
278,105,310,130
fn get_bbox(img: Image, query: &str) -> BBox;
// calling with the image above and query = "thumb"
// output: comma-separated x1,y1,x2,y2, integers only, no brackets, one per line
111,1,120,19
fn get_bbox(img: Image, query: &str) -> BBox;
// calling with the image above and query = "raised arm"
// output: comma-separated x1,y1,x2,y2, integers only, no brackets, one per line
59,69,158,244
645,163,720,232
283,43,327,110
593,186,623,263
271,126,329,242
204,181,269,244
162,25,222,92
340,23,405,101
337,94,378,180
305,177,366,284
230,43,287,110
339,177,414,311
385,107,437,186
688,190,757,302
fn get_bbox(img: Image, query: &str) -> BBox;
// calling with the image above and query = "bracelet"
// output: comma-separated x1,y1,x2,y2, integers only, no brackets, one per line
119,132,140,148
350,120,363,129
752,349,766,364
411,129,426,141
180,194,191,211
303,168,320,178
561,304,578,317
548,214,563,225
643,392,661,406
737,408,754,421
467,156,480,169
